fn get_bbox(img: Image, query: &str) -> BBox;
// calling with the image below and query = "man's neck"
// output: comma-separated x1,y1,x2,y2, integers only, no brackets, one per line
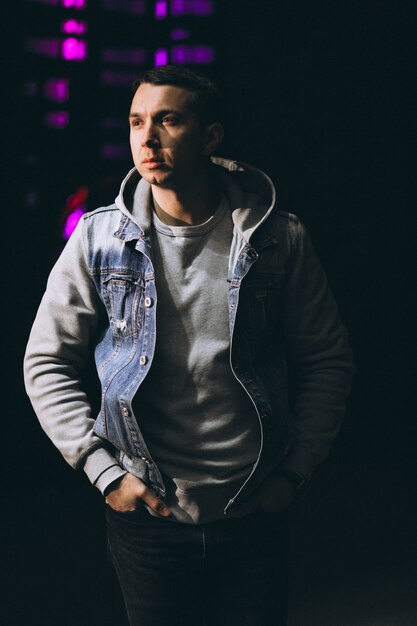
151,172,220,226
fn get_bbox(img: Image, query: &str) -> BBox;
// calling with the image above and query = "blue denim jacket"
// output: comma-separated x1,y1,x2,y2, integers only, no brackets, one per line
24,158,354,513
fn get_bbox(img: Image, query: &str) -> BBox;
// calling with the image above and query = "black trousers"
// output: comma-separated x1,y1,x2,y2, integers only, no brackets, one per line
106,504,289,626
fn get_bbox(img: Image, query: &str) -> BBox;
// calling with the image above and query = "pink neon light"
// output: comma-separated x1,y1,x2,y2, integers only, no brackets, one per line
101,69,143,87
102,48,146,64
155,0,167,19
25,38,60,59
29,0,58,5
171,28,190,41
155,49,168,67
62,0,87,8
45,111,69,129
102,0,145,15
63,208,85,240
171,45,215,65
171,0,214,15
23,81,39,97
62,19,88,35
101,143,131,160
62,38,88,61
44,78,69,102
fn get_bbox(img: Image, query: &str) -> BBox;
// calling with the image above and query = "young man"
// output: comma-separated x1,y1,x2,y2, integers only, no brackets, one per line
24,66,354,625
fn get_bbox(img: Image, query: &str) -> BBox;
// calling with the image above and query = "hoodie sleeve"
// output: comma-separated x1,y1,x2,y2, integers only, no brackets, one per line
23,218,126,494
279,217,355,480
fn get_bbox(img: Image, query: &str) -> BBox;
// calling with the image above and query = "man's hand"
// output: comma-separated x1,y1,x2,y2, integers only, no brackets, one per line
104,473,172,517
235,474,297,517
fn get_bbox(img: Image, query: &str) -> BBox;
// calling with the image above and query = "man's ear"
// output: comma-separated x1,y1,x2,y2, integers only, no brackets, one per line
203,122,224,156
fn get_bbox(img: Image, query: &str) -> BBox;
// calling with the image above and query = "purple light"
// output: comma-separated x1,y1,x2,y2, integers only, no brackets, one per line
101,143,131,160
44,78,69,103
171,28,190,41
62,0,87,8
101,69,143,87
63,207,85,240
23,81,39,97
155,0,167,19
28,0,58,5
45,111,70,129
100,118,126,130
155,48,168,67
171,0,214,16
193,0,214,15
62,38,88,61
193,45,215,64
25,38,60,59
102,0,146,15
62,19,88,35
171,45,215,65
102,48,146,64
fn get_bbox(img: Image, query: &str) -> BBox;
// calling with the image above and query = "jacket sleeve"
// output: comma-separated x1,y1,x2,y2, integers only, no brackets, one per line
23,218,126,494
279,217,355,480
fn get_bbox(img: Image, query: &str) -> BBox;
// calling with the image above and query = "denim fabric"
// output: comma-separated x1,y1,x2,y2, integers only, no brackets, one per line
106,504,289,626
24,157,354,505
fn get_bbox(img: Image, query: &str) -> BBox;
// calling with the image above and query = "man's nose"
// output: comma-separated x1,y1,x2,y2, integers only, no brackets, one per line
140,122,160,147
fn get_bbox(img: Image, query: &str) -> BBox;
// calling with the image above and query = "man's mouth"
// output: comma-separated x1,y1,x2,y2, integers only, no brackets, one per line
142,157,165,169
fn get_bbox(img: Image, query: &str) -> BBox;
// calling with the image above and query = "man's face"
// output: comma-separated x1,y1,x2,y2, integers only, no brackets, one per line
129,83,209,190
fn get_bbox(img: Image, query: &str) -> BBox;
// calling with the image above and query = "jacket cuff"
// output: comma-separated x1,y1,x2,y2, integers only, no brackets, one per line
278,445,316,481
82,447,127,494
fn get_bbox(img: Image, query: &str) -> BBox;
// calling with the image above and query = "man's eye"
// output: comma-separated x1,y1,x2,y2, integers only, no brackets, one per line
162,116,177,125
132,119,143,127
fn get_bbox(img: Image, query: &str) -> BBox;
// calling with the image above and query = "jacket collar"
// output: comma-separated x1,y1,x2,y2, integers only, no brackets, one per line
113,157,276,244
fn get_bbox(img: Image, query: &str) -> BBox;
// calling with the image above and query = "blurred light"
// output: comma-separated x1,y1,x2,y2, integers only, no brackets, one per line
23,81,39,97
171,0,214,16
44,78,69,102
25,191,39,210
67,186,89,209
155,0,168,19
25,38,60,59
62,0,87,8
62,38,88,61
102,47,146,64
28,0,58,5
63,207,85,240
171,45,215,64
62,19,88,35
100,117,127,130
102,0,146,15
171,28,190,41
101,69,142,87
101,143,131,160
155,48,168,66
44,111,70,129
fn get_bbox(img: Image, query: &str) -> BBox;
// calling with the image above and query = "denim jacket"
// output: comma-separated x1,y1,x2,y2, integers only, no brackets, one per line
24,158,354,513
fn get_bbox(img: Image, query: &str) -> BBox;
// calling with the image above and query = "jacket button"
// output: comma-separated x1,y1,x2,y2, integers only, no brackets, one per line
121,406,130,417
139,355,148,365
144,297,153,308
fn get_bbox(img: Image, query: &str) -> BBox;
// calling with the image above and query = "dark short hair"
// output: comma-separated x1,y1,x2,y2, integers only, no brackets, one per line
132,65,223,126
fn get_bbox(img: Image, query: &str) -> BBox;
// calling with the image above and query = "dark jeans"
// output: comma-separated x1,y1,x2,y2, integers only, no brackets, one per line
106,504,289,626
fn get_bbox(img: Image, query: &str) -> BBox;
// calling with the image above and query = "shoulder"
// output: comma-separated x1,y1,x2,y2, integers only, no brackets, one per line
83,203,119,222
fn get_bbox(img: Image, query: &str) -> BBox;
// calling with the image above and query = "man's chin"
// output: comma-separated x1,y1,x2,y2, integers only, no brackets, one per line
137,168,172,186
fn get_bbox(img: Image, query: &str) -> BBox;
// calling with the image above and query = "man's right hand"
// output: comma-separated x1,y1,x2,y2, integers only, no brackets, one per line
104,473,172,517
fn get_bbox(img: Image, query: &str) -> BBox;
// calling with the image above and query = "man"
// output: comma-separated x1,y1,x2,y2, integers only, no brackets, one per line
24,66,354,625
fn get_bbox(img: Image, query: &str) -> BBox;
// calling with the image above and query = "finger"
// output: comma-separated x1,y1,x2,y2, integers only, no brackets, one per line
140,485,171,516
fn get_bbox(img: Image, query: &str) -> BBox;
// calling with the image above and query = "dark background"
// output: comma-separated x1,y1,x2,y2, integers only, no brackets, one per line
4,1,416,624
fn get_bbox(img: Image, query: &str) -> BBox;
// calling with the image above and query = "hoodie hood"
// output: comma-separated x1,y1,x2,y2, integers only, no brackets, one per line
114,157,277,243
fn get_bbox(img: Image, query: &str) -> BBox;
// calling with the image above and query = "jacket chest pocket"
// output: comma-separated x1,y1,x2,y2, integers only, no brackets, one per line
239,272,284,332
102,272,144,339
